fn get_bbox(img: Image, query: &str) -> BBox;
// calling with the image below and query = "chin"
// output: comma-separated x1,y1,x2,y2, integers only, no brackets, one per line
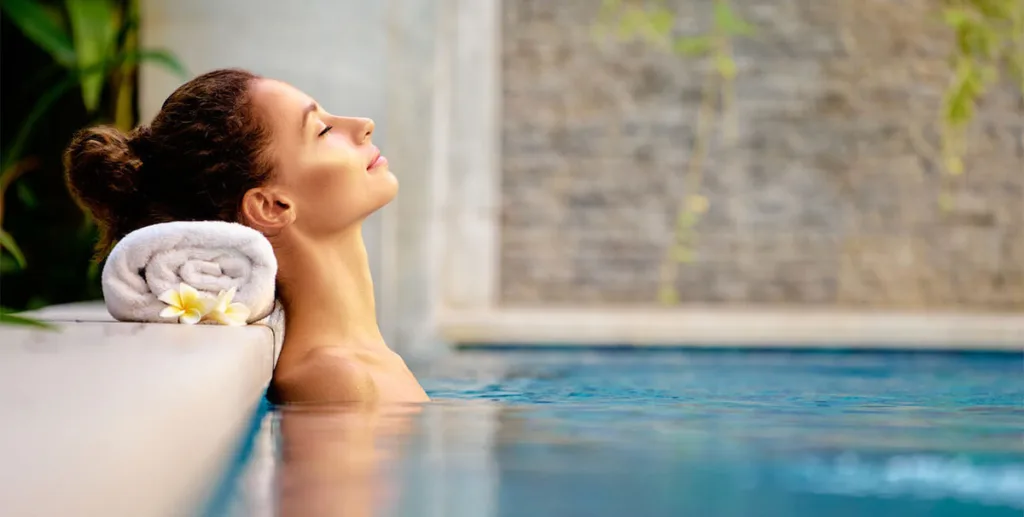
378,171,399,203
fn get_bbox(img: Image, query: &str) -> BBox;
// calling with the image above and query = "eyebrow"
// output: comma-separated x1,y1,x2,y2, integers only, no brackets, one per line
300,101,319,132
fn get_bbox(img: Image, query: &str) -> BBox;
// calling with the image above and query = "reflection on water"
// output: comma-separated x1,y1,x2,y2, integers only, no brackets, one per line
219,351,1024,517
274,404,426,517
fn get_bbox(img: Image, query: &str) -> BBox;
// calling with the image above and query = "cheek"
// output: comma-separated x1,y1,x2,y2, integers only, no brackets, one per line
320,138,366,178
293,153,370,221
303,163,362,207
299,144,362,193
284,142,394,230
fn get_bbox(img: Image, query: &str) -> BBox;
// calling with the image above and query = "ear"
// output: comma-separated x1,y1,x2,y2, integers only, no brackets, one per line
241,187,295,234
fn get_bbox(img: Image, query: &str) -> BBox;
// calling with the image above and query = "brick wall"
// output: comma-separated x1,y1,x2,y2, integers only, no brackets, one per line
499,0,1024,309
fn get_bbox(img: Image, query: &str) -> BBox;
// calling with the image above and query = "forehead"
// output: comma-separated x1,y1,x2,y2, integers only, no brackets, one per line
249,79,313,131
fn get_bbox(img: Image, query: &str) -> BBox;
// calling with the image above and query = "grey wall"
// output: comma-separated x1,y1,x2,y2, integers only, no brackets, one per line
498,0,1024,310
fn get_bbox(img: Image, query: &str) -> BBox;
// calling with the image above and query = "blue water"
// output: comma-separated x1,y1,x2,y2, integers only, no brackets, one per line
218,350,1024,517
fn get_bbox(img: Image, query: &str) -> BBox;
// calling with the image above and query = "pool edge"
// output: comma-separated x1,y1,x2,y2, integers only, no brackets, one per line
0,304,275,517
439,307,1024,351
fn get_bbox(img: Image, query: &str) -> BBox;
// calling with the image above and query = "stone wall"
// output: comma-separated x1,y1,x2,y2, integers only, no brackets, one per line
499,0,1024,309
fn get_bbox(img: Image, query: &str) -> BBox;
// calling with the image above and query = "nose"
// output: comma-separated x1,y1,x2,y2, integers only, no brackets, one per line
338,116,374,144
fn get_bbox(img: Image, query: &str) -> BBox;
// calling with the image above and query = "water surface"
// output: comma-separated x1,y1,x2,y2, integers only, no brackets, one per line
220,350,1024,517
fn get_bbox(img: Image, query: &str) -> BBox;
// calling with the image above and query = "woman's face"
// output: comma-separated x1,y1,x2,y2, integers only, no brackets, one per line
250,79,397,237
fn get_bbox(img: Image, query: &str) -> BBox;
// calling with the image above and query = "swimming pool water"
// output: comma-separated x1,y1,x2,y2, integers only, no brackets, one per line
219,350,1024,517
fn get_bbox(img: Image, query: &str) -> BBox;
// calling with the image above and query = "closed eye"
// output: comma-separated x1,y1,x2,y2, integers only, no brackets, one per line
318,125,333,138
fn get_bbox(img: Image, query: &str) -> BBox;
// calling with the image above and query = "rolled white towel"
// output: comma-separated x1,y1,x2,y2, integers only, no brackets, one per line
102,221,278,324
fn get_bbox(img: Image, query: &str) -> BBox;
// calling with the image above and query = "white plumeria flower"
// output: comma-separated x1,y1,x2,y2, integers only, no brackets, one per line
158,282,212,325
207,286,251,326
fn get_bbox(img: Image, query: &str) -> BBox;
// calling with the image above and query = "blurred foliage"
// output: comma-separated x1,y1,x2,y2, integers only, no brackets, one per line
596,0,1024,305
938,0,1024,209
0,0,187,317
0,306,58,329
595,0,754,305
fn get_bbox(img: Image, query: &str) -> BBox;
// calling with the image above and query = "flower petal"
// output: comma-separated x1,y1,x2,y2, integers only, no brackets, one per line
178,283,201,307
212,290,229,314
193,295,215,316
222,286,238,305
159,306,185,319
226,303,251,323
205,301,250,326
217,305,250,323
180,308,202,325
158,289,182,309
205,311,224,325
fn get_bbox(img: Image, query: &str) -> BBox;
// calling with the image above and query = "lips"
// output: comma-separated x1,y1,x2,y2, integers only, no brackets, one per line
367,147,383,170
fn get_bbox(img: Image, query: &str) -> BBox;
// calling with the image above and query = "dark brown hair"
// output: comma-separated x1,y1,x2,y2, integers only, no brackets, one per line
64,68,274,258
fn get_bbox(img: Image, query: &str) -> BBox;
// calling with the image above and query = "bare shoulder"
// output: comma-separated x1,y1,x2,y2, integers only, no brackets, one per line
271,347,379,405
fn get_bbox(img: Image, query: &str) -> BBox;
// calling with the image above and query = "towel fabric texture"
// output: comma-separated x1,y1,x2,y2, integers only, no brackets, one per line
102,221,278,324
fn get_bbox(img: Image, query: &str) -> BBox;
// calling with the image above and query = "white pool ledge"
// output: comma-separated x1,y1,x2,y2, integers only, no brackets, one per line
0,303,276,517
440,307,1024,351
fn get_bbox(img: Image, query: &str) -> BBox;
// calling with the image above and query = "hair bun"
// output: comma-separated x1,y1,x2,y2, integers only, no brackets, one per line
64,125,144,254
128,125,154,160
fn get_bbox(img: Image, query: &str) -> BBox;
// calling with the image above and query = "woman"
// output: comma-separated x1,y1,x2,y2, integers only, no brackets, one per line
64,68,429,405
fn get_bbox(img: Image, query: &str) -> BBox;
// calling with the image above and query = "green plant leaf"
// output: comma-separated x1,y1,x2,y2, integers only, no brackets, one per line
715,53,738,79
26,296,49,311
65,0,118,112
648,8,675,38
0,254,20,274
657,285,680,305
112,7,139,52
671,244,694,263
713,0,755,37
101,48,189,80
616,9,645,40
86,257,101,282
112,3,141,131
0,230,27,269
677,210,697,229
16,182,38,209
1,0,76,66
673,36,712,56
1009,57,1024,93
942,7,972,29
972,1,1012,20
132,48,189,79
0,307,57,330
944,60,989,127
0,74,79,173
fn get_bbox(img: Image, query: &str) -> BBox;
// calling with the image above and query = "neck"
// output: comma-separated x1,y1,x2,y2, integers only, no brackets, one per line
275,225,385,355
